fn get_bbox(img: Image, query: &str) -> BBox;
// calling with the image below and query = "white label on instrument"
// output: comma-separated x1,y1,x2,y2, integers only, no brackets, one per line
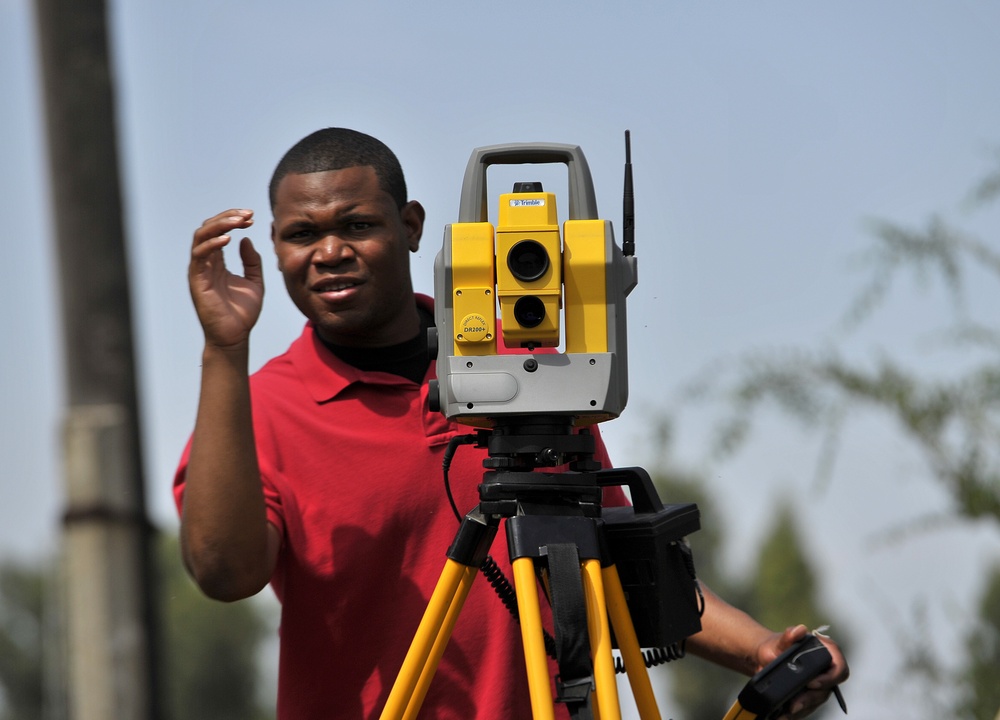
509,198,545,207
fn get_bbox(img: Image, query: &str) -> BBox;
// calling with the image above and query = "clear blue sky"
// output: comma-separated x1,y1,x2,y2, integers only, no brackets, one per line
3,2,999,717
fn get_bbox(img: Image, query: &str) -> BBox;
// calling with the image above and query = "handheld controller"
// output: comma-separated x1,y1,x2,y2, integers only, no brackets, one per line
726,633,847,719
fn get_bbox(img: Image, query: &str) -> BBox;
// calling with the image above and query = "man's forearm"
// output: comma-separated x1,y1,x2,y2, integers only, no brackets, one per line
685,584,774,675
181,342,274,601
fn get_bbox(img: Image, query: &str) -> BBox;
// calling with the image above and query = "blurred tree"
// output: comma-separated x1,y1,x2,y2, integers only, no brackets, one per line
954,564,1000,720
158,534,274,720
691,154,999,525
0,560,45,720
743,504,850,720
746,503,839,634
682,153,1000,716
649,426,841,720
0,537,275,720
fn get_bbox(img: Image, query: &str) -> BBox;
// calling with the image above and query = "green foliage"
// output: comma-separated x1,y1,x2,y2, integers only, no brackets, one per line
745,505,849,720
680,153,1000,718
955,564,1000,719
158,534,274,720
0,560,46,720
0,536,275,720
650,448,843,720
746,504,830,634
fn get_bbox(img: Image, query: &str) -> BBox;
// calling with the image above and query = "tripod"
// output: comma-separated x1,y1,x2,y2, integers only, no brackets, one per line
379,417,702,720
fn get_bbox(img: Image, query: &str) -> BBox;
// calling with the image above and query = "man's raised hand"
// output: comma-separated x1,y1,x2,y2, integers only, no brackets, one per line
188,209,265,349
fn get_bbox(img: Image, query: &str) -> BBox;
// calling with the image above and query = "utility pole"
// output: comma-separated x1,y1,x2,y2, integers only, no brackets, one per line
34,0,162,718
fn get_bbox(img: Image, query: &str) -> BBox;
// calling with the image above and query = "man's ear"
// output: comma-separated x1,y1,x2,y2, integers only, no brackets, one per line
400,200,425,253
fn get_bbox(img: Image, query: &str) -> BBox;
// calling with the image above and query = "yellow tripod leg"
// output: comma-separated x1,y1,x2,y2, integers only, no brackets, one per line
380,559,475,720
401,565,478,720
582,559,621,720
512,557,557,720
722,703,756,720
602,565,660,720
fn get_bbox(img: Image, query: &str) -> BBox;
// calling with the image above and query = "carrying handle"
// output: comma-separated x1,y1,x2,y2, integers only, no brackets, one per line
596,466,664,515
458,143,599,223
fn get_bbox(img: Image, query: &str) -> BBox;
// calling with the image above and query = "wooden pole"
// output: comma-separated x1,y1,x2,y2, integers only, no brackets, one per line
33,0,161,717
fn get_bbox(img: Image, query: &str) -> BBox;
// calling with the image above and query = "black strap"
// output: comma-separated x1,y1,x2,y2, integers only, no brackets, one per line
547,543,594,719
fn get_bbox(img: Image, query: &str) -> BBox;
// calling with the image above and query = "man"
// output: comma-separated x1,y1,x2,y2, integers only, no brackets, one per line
176,128,848,719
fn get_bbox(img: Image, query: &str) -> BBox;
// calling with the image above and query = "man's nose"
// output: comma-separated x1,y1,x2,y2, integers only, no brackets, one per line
313,234,355,266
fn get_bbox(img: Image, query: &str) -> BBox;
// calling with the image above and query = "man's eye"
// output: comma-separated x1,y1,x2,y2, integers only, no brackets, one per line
347,222,372,232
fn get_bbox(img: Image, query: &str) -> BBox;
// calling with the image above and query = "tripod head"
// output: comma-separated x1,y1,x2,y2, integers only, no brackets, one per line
472,415,604,520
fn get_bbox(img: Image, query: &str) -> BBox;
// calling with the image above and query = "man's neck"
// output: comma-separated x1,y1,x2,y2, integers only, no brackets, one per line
320,306,433,384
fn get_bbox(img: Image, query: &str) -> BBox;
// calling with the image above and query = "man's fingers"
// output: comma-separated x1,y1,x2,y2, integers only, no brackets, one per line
191,233,231,261
239,237,264,285
193,209,254,249
788,688,831,718
190,210,257,278
785,624,809,643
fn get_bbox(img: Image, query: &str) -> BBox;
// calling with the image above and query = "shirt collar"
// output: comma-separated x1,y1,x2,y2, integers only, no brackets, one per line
290,294,434,403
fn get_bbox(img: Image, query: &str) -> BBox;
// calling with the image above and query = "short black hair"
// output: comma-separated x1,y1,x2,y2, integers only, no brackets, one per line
268,128,407,209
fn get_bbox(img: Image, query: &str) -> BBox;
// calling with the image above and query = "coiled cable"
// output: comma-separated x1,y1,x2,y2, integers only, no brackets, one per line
613,642,687,674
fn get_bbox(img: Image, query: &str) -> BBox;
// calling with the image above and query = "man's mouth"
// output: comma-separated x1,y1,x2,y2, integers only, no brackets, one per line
312,278,363,300
315,281,358,292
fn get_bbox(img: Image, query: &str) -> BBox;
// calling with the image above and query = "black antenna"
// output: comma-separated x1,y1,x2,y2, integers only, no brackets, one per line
622,130,635,257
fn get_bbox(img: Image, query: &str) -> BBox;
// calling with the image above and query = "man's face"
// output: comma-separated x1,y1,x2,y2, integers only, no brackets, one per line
271,166,424,347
